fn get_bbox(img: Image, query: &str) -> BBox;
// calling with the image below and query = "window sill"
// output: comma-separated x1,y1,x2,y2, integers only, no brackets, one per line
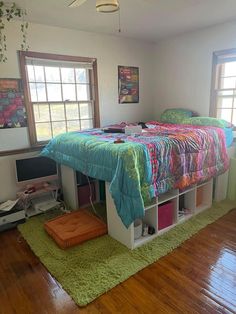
0,145,45,157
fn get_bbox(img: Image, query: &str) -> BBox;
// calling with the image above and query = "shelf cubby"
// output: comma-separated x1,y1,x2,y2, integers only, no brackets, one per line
195,180,213,213
178,188,195,222
158,198,178,232
143,205,158,233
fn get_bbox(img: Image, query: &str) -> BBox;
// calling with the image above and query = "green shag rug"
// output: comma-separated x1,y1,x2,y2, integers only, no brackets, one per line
18,200,236,307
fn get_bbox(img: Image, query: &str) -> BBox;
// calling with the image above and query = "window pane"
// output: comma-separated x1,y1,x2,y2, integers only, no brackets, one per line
223,62,236,77
220,77,236,89
61,68,75,83
45,67,60,82
81,119,93,130
62,84,76,101
36,83,47,101
29,83,37,101
217,90,234,96
217,108,232,122
33,104,50,122
217,97,233,109
50,104,65,121
29,83,46,101
66,103,79,119
34,66,45,82
47,84,62,101
77,84,90,101
79,103,93,119
36,122,52,141
67,120,80,132
75,68,88,83
27,65,35,82
52,121,66,137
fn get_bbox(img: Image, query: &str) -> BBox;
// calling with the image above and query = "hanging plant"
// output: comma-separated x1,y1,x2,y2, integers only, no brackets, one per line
0,1,29,63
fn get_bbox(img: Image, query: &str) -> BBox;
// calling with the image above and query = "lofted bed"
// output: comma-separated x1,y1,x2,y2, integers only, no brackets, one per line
41,120,231,248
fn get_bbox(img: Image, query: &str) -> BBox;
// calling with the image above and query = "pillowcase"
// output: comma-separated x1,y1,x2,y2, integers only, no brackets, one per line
183,117,232,128
160,108,197,124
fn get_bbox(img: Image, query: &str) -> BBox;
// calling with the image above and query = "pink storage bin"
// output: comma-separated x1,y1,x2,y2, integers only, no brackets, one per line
158,201,173,230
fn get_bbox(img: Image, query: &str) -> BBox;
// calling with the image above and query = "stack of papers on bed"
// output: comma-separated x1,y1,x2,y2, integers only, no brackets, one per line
125,125,142,135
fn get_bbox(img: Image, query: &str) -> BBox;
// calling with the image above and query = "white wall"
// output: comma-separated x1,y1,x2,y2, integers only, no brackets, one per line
0,20,155,152
0,128,30,151
0,21,155,201
154,21,236,118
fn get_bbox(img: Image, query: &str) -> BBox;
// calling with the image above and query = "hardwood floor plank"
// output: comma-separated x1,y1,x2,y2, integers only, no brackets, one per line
0,209,236,313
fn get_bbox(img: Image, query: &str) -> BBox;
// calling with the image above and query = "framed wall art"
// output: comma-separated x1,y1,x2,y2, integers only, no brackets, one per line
118,66,139,103
0,78,27,128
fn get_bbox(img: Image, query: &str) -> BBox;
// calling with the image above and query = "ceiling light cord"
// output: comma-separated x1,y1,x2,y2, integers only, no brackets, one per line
118,6,121,33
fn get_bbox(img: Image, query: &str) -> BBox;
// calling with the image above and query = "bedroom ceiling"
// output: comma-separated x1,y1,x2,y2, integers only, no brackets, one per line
13,0,236,42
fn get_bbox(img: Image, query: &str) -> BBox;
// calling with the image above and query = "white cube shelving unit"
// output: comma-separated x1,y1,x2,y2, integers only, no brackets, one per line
106,179,213,249
60,165,213,250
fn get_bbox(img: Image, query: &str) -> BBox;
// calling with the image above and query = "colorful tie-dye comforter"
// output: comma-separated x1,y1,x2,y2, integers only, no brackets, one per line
41,122,229,227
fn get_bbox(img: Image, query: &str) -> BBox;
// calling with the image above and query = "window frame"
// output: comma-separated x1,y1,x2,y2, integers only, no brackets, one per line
19,51,100,147
210,48,236,125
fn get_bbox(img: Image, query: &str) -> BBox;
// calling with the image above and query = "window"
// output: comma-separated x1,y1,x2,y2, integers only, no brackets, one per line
19,51,100,146
210,49,236,125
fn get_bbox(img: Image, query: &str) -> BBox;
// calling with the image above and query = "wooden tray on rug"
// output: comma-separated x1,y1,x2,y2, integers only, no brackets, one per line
44,209,107,249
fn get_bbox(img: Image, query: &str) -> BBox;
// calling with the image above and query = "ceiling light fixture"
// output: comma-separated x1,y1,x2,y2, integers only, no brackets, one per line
96,0,119,13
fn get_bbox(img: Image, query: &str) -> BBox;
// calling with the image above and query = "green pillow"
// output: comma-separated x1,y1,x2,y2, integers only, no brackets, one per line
184,117,231,128
160,108,195,124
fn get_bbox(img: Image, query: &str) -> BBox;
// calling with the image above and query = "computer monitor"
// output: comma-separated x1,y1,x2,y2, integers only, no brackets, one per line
15,156,58,186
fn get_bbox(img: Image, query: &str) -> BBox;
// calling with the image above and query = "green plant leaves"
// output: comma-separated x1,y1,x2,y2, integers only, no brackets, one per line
0,1,29,62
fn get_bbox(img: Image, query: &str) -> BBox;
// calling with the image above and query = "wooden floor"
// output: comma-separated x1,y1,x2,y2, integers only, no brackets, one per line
0,210,236,314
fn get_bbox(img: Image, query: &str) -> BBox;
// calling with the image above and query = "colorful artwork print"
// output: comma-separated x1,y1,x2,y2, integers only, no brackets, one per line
0,79,27,128
118,66,139,103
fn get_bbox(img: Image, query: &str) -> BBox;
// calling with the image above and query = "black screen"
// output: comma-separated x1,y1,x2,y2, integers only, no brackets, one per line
16,156,57,182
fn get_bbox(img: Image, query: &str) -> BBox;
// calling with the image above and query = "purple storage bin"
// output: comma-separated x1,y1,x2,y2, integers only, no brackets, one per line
78,182,96,207
158,201,173,230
